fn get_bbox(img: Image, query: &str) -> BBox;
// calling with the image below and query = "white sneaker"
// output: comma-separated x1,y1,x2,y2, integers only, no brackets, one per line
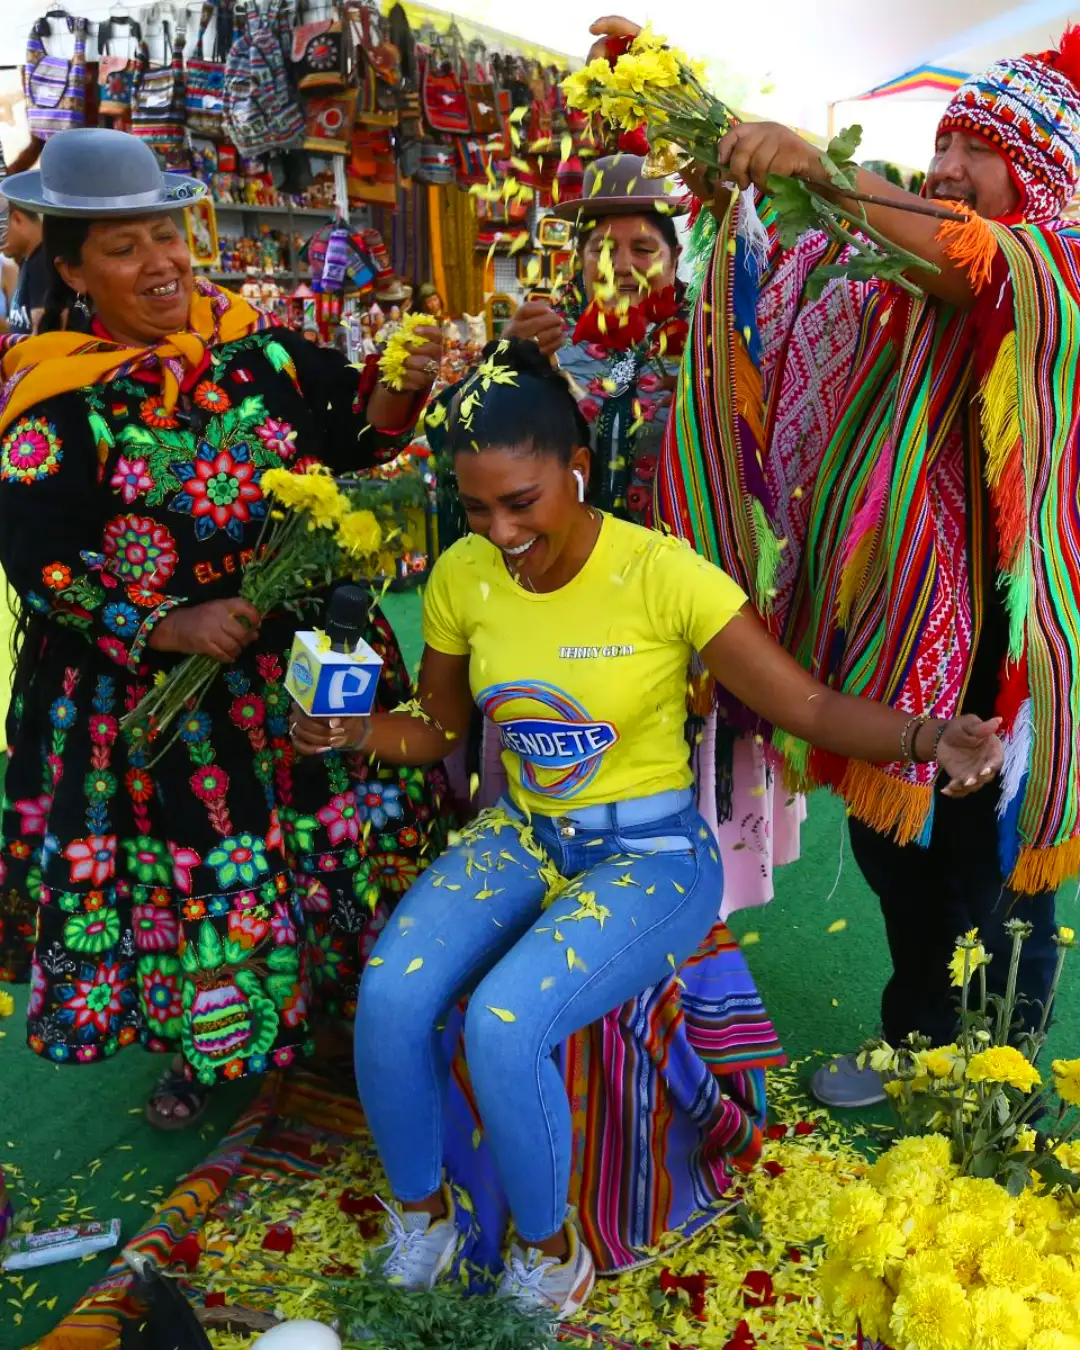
498,1224,596,1319
376,1186,459,1290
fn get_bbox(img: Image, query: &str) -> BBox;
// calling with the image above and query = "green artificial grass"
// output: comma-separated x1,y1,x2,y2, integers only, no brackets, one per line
1,590,1078,1348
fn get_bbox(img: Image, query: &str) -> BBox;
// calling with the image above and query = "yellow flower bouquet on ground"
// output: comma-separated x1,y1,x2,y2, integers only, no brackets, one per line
818,924,1080,1349
122,465,399,749
562,25,933,296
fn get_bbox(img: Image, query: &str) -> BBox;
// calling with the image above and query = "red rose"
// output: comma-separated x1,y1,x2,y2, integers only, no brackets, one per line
742,1270,775,1307
578,397,602,424
764,1123,788,1140
761,1160,785,1178
573,300,648,352
723,1319,757,1350
618,126,650,157
637,371,661,394
644,286,680,324
652,319,689,361
261,1224,295,1255
793,1121,815,1136
659,1268,709,1319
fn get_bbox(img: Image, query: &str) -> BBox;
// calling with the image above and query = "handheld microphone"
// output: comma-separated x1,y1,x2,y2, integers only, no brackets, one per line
285,584,384,718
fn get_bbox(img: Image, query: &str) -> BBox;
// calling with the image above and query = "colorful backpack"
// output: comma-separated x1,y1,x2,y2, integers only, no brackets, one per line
224,0,305,157
130,21,191,172
96,15,145,122
185,1,233,142
23,11,89,142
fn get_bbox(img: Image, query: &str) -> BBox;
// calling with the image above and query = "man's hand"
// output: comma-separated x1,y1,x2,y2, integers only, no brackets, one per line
504,302,565,357
932,715,1004,798
717,122,830,194
587,15,640,62
149,598,262,662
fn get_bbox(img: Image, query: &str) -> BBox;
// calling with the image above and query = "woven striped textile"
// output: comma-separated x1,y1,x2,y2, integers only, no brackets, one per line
658,193,1080,893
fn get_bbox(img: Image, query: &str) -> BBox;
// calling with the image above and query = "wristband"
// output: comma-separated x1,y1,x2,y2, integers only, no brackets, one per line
900,713,930,764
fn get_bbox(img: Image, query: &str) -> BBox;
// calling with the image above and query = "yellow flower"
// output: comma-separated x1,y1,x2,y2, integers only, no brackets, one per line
610,48,681,95
918,1044,964,1080
336,509,383,559
261,465,346,529
1032,1297,1080,1335
817,1256,894,1340
0,989,13,1018
825,1181,886,1248
1028,1333,1080,1350
901,1248,957,1283
847,1219,908,1277
890,1272,971,1350
377,313,433,393
1039,1253,1080,1302
978,1235,1040,1294
561,58,614,115
965,1044,1041,1093
1057,925,1076,946
968,1286,1032,1350
1053,1057,1080,1107
949,929,990,986
629,22,669,54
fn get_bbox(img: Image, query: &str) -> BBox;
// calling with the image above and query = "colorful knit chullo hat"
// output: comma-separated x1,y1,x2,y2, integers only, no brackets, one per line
937,25,1080,223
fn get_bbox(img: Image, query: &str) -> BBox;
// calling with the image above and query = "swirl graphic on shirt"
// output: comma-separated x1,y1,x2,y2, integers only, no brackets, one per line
477,681,619,800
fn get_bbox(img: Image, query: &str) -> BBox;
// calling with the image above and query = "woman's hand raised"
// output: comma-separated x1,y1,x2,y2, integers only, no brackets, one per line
149,598,261,662
504,302,565,357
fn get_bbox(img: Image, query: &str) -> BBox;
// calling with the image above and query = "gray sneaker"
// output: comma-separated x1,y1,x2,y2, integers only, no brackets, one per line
498,1226,596,1319
376,1189,459,1289
810,1054,887,1108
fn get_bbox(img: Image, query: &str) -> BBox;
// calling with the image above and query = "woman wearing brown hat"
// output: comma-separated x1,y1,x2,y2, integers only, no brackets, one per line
506,153,684,530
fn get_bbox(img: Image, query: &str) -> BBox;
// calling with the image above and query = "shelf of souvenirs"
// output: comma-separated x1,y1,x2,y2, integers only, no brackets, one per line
211,202,341,219
196,269,314,283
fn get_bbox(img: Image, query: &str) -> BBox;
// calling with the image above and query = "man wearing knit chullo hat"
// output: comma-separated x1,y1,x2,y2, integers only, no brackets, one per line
591,18,1080,1106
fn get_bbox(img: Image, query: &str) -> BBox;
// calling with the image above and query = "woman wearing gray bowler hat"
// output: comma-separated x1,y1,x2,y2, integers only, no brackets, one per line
0,128,451,1128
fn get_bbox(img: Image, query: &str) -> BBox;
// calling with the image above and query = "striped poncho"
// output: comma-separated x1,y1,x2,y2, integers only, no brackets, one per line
657,191,1080,895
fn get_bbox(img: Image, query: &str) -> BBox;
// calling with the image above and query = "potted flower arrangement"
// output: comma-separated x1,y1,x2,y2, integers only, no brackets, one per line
817,921,1080,1350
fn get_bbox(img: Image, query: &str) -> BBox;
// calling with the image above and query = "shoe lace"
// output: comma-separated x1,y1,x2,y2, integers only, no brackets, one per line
501,1249,559,1309
375,1197,431,1278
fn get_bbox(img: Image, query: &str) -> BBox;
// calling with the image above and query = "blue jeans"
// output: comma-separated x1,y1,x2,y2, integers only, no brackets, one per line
354,788,723,1242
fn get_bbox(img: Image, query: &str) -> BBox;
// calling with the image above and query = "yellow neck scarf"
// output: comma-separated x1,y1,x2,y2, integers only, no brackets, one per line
0,286,267,438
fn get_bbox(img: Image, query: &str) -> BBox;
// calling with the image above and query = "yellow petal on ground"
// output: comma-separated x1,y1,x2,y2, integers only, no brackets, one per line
404,958,424,975
741,931,761,946
540,977,556,991
672,880,685,894
368,957,384,966
472,1128,482,1149
486,1006,517,1023
827,919,848,934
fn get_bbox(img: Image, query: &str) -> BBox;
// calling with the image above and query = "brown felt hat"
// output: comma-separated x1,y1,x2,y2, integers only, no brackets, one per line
550,153,687,221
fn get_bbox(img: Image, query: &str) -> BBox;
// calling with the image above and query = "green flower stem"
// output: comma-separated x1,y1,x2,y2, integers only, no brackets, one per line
1035,944,1069,1049
998,927,1024,1045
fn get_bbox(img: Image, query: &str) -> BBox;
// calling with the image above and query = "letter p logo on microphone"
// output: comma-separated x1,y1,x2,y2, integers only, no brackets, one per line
285,630,384,717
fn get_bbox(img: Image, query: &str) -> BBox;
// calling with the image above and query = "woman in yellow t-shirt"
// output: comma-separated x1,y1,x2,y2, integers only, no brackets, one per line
291,339,1002,1316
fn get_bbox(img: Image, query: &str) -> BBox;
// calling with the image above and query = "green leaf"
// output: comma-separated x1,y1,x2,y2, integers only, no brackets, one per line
827,123,863,165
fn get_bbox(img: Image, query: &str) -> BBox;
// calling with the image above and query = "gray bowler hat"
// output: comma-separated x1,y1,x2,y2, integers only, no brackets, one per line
1,128,206,219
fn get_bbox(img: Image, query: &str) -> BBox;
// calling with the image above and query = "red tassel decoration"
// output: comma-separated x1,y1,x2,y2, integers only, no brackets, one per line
1043,23,1080,89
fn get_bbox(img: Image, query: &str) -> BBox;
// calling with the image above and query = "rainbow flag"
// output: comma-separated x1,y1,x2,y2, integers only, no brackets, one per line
855,64,970,100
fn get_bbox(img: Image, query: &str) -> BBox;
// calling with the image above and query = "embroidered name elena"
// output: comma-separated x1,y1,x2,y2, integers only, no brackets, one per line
559,645,635,659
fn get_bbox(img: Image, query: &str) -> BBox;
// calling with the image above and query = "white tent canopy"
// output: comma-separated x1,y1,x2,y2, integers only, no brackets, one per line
3,0,1080,158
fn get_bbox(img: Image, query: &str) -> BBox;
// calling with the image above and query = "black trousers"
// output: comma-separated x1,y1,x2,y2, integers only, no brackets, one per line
849,785,1058,1046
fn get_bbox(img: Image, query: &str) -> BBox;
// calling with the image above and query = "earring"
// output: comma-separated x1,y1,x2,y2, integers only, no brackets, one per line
73,293,90,318
573,469,586,503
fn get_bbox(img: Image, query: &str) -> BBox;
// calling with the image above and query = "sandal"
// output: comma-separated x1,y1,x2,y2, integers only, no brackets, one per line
145,1065,212,1132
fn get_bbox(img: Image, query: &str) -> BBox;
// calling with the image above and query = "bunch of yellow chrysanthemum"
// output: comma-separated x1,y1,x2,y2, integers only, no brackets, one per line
819,1137,1080,1349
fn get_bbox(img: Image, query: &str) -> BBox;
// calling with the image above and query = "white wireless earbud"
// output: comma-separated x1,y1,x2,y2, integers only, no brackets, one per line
573,469,586,503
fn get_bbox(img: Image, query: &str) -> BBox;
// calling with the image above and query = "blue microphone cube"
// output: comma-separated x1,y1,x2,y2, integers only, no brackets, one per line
285,630,384,717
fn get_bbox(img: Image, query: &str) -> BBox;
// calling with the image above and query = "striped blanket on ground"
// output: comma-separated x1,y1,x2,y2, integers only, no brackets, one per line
659,192,1080,894
33,916,784,1347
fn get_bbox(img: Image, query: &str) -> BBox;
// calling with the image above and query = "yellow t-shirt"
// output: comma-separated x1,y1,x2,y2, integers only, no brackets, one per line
422,514,748,817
